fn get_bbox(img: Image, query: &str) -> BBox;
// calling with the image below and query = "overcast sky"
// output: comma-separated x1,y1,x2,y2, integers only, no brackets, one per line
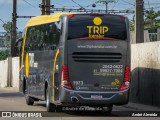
0,0,160,32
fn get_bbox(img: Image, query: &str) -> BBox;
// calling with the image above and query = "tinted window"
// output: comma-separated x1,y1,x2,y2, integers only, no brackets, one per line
68,14,127,40
25,22,61,51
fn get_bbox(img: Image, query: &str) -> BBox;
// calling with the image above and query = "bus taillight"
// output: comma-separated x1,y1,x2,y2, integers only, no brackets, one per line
68,14,75,19
119,15,125,19
60,64,74,90
119,65,130,91
124,66,130,81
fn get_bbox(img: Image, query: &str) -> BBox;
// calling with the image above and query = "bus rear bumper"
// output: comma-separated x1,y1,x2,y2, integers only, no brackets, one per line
59,87,129,106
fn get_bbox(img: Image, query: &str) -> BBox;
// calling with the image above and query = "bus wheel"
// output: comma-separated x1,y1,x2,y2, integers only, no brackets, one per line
25,88,34,105
46,87,56,112
103,105,113,113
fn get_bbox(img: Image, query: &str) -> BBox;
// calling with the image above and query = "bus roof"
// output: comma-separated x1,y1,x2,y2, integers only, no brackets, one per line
26,12,75,28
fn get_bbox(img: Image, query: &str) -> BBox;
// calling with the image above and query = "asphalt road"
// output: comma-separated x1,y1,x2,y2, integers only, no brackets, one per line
0,87,159,120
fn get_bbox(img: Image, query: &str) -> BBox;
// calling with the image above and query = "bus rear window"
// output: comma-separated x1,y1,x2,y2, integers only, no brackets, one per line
68,14,127,40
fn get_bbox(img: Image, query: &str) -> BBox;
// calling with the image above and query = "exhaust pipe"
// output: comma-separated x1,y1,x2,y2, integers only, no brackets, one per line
71,96,79,102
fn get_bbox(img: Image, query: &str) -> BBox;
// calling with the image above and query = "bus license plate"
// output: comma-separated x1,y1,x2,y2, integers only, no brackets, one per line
91,95,103,99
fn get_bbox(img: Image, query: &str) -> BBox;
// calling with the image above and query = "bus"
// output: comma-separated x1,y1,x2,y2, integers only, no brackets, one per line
19,12,131,112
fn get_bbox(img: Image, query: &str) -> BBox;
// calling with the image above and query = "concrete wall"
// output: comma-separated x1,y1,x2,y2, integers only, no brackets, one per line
130,41,160,107
130,30,150,43
0,57,19,87
12,57,19,87
0,59,8,87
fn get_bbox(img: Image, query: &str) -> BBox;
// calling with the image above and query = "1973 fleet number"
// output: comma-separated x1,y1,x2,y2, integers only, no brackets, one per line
73,81,83,85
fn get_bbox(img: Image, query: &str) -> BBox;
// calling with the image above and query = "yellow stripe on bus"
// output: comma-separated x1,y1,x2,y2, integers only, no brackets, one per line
25,53,29,77
52,49,60,103
20,28,28,72
26,12,76,27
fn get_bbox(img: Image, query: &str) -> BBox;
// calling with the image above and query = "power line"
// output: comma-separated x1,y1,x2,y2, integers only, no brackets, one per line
62,5,79,8
22,0,36,8
124,6,134,10
144,3,160,5
50,7,134,14
121,0,134,6
53,2,79,8
145,5,160,9
96,0,116,13
110,0,119,10
71,0,85,9
152,6,160,9
53,2,81,8
0,18,5,24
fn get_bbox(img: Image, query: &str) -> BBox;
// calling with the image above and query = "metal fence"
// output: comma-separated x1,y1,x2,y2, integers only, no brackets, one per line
149,33,158,42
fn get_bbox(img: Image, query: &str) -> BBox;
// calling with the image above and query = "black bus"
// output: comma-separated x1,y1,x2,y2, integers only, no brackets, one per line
19,12,131,112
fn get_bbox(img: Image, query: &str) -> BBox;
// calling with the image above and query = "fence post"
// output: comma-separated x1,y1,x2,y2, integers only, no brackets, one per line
144,30,150,42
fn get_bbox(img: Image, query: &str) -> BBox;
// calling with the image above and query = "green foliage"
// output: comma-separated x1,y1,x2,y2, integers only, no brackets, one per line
145,8,160,21
2,21,12,47
130,8,160,31
145,8,160,28
0,51,9,61
3,21,12,33
129,21,134,31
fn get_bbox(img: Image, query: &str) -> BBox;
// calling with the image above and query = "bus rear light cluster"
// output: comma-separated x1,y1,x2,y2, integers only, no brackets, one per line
68,14,75,19
119,15,125,19
119,65,130,91
124,65,130,81
60,64,74,90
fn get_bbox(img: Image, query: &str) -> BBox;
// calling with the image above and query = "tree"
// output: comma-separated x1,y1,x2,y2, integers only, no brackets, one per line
144,8,160,28
2,21,12,47
130,21,134,31
129,8,160,31
3,21,12,33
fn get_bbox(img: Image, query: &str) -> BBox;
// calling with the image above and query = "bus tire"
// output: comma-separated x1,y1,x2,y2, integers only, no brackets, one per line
25,87,34,105
103,105,113,113
46,87,56,112
26,95,34,105
24,79,34,105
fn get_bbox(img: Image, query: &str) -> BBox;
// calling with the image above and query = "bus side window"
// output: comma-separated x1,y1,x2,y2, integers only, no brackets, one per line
44,22,61,50
25,27,38,52
25,27,32,52
34,25,45,51
55,21,61,47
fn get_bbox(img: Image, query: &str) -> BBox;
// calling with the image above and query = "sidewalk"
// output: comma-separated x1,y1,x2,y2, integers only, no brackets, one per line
123,102,160,111
0,87,18,93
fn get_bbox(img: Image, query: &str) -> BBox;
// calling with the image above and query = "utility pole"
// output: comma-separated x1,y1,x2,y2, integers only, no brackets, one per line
8,0,17,87
135,0,144,43
40,0,50,15
45,0,50,15
41,0,45,15
96,0,115,13
12,0,17,56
